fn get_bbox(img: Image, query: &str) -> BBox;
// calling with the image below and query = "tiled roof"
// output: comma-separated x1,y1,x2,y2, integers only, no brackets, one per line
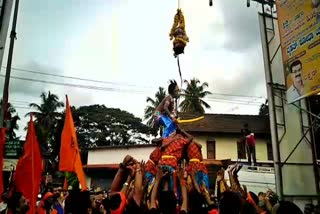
178,113,270,134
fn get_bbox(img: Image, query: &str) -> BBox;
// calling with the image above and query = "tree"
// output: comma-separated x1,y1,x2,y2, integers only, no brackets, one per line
26,91,64,171
259,99,269,116
67,105,154,149
144,87,166,127
27,91,64,131
0,100,20,140
179,78,212,114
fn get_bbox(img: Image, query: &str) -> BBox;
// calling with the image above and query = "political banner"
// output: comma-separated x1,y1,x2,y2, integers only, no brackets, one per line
276,0,320,103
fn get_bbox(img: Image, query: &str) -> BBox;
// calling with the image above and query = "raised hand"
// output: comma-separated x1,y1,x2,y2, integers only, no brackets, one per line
139,160,146,175
122,155,134,167
176,166,185,181
155,166,168,181
126,165,136,178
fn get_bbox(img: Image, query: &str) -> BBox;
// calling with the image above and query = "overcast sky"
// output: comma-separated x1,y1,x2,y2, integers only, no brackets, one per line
0,0,267,137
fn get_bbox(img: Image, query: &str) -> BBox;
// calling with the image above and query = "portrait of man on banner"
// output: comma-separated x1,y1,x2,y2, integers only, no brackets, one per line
286,60,304,103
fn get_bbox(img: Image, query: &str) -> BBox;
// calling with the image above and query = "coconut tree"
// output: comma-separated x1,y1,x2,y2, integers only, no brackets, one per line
26,91,64,172
144,87,167,126
27,91,64,131
179,78,212,114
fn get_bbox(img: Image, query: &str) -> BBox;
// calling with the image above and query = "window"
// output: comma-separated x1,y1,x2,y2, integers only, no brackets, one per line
267,142,273,160
237,139,246,159
207,140,216,159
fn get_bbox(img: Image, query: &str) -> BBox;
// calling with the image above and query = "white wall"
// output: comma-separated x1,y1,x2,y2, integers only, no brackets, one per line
192,135,270,161
87,146,156,165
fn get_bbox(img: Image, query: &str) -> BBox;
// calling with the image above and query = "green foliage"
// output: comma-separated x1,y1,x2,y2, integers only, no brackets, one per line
65,172,79,191
26,91,64,154
179,78,212,114
259,99,269,116
70,105,154,148
0,100,20,141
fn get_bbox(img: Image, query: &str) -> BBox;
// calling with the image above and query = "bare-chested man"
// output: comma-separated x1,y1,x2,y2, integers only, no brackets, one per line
154,80,180,138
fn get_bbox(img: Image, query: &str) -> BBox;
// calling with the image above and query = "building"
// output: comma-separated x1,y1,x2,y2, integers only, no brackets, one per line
84,113,275,191
179,113,272,164
2,139,23,189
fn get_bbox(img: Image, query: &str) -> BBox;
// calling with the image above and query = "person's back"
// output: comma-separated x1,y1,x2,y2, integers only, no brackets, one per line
275,201,303,214
219,191,241,214
155,95,174,114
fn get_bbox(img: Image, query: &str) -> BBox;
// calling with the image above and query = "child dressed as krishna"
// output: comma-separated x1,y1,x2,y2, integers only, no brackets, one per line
153,80,180,138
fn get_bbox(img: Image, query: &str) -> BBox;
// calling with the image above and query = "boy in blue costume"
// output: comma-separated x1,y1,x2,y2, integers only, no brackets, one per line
153,80,180,138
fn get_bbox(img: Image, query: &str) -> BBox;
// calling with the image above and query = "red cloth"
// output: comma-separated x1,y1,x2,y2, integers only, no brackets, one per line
186,162,208,174
145,159,157,176
246,133,256,146
110,192,127,214
208,209,219,214
159,134,190,168
187,141,203,161
145,147,161,175
14,115,43,214
59,96,87,190
149,147,161,163
0,128,6,201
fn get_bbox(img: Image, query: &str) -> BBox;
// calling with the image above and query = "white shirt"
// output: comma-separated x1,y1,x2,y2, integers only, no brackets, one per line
286,85,301,103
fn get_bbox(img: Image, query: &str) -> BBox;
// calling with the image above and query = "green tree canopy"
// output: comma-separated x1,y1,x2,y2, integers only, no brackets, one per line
259,99,269,116
56,105,154,149
179,78,212,114
0,100,20,140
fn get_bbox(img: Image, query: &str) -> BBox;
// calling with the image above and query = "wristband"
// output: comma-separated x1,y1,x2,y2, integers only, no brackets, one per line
180,179,187,186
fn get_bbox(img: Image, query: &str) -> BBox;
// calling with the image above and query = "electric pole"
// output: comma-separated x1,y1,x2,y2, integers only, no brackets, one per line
0,0,20,129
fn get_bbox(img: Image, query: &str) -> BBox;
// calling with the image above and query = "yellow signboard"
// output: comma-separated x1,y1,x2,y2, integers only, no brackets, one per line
276,0,320,103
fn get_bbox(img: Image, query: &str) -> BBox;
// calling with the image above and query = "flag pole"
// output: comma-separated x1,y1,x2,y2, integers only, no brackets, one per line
0,0,20,128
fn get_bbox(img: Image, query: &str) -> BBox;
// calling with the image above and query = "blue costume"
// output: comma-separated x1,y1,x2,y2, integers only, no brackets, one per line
154,111,176,138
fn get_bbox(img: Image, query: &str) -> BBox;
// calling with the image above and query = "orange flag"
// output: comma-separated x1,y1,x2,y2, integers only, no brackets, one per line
59,96,87,190
14,115,43,214
0,128,6,201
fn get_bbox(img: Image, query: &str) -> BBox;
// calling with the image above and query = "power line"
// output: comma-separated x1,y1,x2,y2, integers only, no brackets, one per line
4,66,266,99
3,66,152,88
182,94,262,105
0,74,147,94
0,75,264,105
202,98,261,106
10,100,29,104
207,93,265,99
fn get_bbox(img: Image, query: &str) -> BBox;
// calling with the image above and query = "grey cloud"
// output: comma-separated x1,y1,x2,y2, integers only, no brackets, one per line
217,0,261,51
210,48,267,99
9,61,64,97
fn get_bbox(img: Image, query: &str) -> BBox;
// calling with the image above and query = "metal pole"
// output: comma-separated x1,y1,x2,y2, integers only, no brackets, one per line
0,0,20,128
259,5,283,199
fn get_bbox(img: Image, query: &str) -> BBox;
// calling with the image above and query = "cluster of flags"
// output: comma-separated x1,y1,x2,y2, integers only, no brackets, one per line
0,96,87,214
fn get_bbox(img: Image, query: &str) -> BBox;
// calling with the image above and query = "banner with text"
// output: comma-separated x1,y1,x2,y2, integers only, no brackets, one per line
276,0,320,103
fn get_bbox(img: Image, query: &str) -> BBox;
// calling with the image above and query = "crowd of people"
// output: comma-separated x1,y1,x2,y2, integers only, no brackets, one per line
1,147,312,214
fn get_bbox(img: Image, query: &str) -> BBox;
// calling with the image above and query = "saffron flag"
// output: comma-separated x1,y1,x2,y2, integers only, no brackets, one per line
14,115,43,214
59,96,87,190
0,128,6,201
